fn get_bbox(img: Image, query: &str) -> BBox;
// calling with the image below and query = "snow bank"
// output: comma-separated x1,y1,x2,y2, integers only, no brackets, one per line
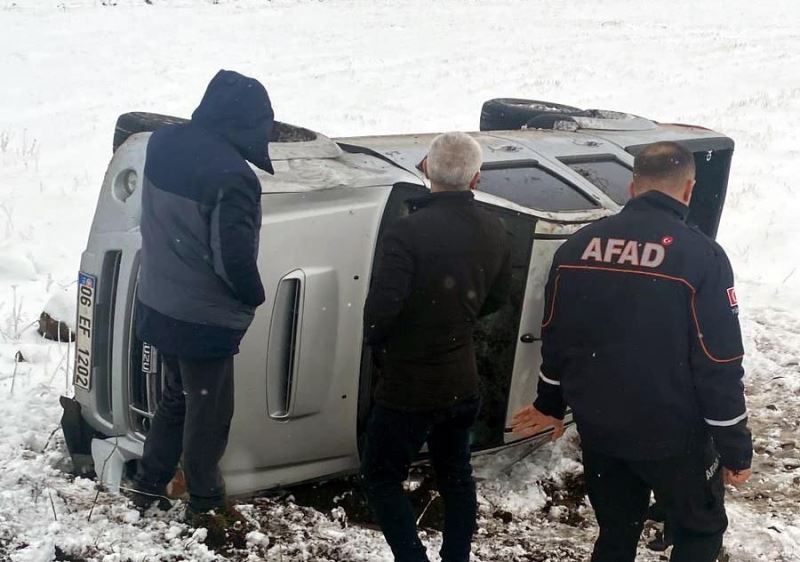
42,285,77,330
0,0,798,560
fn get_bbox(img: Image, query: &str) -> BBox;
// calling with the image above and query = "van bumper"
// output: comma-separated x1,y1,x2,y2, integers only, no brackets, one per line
59,395,99,477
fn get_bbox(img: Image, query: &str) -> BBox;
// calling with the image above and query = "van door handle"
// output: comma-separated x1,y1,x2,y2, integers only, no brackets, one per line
520,333,538,343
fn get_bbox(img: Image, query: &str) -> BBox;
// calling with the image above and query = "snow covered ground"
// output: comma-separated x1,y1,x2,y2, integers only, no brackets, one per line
0,0,798,560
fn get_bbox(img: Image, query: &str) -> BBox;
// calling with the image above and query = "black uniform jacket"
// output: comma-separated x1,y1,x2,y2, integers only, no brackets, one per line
364,190,512,412
534,191,752,470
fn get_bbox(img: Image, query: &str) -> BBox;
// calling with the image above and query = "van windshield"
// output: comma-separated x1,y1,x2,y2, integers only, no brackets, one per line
478,164,597,211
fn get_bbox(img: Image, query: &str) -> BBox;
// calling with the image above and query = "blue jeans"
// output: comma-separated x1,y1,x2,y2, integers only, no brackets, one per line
360,398,480,562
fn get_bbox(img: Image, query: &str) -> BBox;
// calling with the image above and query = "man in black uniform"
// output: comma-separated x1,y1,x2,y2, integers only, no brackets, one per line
361,132,512,562
512,141,752,562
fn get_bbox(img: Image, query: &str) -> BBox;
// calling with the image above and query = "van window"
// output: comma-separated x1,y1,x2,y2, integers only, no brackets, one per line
564,158,633,205
478,164,597,212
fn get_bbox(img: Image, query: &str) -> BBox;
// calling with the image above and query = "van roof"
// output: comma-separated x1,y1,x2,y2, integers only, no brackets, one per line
256,124,729,220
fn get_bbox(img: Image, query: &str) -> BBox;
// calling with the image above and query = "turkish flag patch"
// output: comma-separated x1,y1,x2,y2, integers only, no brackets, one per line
727,287,738,307
661,235,674,246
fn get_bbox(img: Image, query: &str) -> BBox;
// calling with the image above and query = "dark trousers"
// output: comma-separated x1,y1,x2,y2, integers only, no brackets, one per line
134,354,234,511
583,438,727,562
648,496,674,548
360,398,480,562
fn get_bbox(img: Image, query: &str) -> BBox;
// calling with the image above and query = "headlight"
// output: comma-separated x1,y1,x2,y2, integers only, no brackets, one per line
114,169,138,202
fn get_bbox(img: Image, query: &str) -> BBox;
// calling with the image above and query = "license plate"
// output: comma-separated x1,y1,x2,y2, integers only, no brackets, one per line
74,272,96,390
142,342,158,374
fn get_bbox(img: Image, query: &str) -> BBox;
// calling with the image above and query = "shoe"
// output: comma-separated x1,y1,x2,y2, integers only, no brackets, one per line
184,503,247,528
122,484,173,512
184,503,250,549
646,528,673,552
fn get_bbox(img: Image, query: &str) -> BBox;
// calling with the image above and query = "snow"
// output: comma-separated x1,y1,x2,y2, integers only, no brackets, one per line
42,286,77,329
1,0,799,560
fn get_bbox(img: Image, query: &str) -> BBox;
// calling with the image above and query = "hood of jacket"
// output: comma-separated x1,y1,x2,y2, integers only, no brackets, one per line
191,69,275,174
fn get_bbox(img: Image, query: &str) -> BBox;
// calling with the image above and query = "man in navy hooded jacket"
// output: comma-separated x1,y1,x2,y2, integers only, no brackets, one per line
130,70,273,518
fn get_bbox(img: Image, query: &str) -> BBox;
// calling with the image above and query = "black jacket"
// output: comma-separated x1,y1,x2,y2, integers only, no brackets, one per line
364,191,512,411
535,191,752,470
137,70,273,358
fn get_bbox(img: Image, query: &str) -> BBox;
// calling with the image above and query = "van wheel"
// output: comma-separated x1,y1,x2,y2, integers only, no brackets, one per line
525,111,581,130
581,109,634,120
113,112,188,153
519,109,640,130
479,98,582,131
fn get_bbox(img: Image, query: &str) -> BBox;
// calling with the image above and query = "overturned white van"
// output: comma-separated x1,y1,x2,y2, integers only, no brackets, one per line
60,98,735,496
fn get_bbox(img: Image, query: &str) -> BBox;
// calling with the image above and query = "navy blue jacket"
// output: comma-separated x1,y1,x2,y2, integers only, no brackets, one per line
136,70,273,358
534,191,752,470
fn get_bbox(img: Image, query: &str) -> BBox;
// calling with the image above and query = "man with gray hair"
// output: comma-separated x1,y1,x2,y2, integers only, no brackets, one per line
362,132,512,562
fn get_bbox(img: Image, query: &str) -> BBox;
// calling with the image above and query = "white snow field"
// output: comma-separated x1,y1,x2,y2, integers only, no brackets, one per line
1,0,799,560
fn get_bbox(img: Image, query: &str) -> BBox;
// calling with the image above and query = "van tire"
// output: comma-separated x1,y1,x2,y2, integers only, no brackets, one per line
479,98,582,131
113,112,188,153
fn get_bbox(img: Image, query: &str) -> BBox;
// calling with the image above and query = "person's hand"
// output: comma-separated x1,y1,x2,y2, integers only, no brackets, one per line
511,405,565,441
722,467,752,487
